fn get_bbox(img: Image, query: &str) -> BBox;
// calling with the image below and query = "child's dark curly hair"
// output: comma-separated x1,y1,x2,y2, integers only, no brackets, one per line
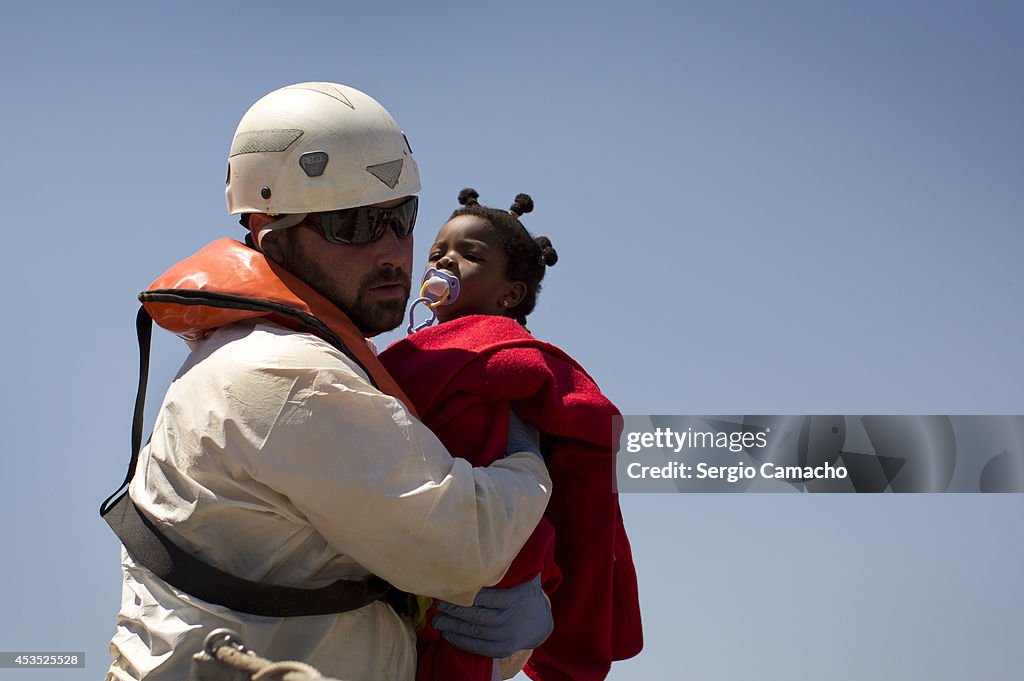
450,188,558,325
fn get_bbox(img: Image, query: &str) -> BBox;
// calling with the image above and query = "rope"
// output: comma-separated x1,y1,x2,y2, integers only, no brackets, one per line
214,645,329,680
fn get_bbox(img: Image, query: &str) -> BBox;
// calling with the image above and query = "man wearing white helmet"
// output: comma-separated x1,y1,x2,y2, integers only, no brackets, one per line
103,83,553,681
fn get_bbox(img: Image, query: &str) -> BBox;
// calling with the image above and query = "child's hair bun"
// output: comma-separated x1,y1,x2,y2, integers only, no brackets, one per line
458,188,480,206
510,193,534,217
536,236,558,267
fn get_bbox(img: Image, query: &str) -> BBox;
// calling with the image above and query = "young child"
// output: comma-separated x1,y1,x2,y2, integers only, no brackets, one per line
378,189,643,681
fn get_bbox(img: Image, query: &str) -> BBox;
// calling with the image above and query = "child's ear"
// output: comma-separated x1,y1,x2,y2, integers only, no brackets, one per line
502,281,527,310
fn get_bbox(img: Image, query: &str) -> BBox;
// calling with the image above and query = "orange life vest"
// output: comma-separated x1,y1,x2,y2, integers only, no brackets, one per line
141,236,417,416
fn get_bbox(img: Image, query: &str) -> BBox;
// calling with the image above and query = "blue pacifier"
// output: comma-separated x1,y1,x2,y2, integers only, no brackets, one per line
406,268,461,334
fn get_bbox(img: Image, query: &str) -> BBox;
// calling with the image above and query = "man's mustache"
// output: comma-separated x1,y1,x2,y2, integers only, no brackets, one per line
363,269,411,291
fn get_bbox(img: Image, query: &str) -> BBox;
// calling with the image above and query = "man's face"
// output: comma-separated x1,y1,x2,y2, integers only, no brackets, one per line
271,200,414,336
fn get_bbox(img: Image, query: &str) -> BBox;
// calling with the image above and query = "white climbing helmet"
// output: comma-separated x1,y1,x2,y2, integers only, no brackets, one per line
225,82,420,215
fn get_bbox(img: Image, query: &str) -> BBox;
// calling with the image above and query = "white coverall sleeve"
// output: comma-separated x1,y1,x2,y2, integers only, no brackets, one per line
247,347,551,605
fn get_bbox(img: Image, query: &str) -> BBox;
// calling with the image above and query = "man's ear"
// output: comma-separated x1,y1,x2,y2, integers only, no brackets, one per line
261,228,287,265
248,213,304,260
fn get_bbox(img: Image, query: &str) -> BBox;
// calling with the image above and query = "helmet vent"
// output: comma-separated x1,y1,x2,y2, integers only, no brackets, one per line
285,84,355,109
230,128,304,157
365,159,404,189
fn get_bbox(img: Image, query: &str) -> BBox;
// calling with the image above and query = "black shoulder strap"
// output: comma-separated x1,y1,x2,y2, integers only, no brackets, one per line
100,306,402,617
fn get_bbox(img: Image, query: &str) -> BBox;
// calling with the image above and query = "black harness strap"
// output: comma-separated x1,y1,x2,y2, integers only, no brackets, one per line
100,304,406,618
100,306,153,516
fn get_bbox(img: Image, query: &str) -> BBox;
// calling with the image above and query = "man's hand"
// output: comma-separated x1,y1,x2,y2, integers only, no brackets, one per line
506,410,541,459
432,574,553,658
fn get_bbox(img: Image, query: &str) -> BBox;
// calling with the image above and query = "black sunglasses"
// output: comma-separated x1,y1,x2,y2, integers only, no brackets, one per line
305,195,418,245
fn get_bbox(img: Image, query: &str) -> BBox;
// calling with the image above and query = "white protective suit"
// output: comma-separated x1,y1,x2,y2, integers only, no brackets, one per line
106,319,552,681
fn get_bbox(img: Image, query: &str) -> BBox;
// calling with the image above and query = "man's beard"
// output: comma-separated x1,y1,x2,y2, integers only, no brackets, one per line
345,270,412,336
284,253,411,336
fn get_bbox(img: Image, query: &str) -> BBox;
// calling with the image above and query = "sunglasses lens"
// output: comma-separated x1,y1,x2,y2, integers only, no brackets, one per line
319,211,359,243
365,216,388,242
317,196,418,244
397,196,418,236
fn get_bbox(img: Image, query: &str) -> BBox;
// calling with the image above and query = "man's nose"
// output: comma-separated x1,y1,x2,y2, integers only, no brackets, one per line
374,224,413,270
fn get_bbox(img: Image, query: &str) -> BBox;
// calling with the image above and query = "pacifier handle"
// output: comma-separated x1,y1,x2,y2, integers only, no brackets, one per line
406,268,461,334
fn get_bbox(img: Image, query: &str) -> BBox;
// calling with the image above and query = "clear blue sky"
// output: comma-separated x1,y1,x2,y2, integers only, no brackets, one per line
1,1,1021,679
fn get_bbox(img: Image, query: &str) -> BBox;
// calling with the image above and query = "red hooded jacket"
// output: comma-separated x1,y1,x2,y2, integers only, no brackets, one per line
379,315,643,681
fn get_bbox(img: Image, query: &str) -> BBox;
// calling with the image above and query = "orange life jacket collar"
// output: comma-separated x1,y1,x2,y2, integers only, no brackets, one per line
141,237,416,415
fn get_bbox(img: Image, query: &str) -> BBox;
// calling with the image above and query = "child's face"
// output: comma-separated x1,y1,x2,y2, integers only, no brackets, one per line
426,215,525,322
